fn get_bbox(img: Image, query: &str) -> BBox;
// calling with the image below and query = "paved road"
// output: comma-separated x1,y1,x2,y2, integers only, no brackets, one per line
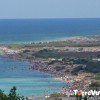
30,96,45,100
61,97,100,100
28,96,100,100
29,96,73,100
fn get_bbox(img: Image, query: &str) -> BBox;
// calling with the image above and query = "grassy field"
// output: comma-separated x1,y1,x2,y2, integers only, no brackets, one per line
1,40,100,49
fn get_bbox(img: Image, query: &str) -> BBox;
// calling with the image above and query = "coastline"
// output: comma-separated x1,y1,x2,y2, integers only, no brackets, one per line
0,56,67,97
0,35,100,96
0,49,91,96
0,35,100,45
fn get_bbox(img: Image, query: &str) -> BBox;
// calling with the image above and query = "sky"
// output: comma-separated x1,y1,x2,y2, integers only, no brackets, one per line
0,0,100,19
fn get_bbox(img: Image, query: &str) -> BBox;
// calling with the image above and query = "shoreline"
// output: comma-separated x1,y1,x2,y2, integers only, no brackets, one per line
0,35,100,45
2,56,67,97
0,35,99,96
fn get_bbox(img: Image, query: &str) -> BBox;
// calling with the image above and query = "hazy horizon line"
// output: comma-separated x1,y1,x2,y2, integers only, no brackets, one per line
0,17,100,20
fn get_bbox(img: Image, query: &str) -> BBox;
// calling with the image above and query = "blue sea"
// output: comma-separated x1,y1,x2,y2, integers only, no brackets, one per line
0,18,100,96
0,18,100,44
0,57,66,96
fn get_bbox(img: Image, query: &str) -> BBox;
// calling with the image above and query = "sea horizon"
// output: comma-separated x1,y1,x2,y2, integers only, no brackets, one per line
0,18,100,97
0,18,100,44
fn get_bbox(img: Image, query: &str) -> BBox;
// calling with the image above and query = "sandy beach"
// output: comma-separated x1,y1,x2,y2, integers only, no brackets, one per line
0,35,100,97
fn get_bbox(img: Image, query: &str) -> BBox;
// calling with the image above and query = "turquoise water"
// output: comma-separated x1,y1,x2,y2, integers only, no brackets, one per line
0,18,100,44
0,18,100,96
0,57,66,96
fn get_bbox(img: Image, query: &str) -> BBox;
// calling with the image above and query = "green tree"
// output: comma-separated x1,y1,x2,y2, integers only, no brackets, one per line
0,89,7,100
0,86,24,100
8,86,20,100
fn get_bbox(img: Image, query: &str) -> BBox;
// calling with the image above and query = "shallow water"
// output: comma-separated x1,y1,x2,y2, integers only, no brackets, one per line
0,57,67,96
